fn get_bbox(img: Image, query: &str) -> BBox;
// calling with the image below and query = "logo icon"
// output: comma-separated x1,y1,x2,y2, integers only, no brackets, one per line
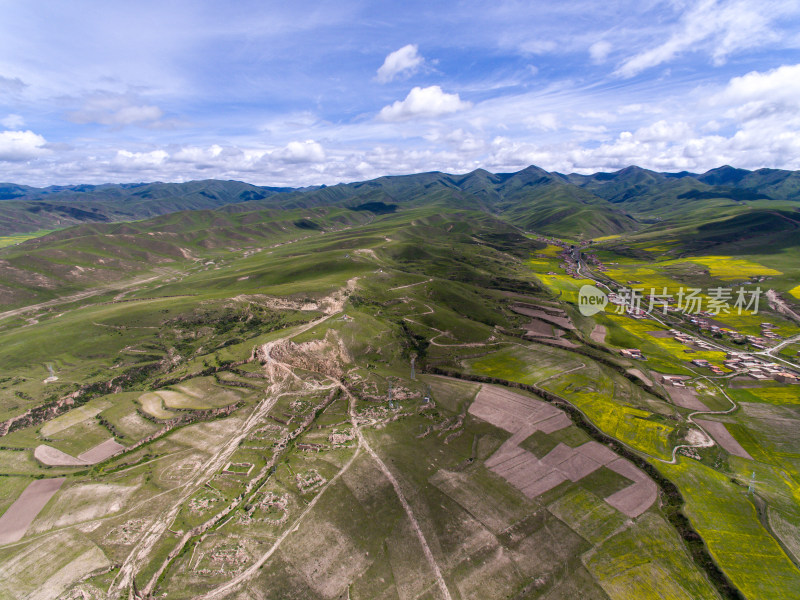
578,284,608,316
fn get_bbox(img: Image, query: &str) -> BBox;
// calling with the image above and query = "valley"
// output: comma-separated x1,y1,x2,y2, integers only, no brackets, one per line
0,166,799,599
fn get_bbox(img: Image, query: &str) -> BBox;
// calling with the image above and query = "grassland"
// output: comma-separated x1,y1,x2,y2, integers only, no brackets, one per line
0,230,57,248
0,190,797,600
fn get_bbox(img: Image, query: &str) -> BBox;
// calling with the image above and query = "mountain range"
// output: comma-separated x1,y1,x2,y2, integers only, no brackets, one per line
2,165,799,238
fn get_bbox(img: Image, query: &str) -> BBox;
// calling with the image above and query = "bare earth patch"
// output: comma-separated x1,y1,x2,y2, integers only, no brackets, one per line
34,438,125,466
34,444,85,466
590,324,607,343
511,304,575,330
694,419,753,460
468,385,567,435
522,319,553,337
76,438,125,463
0,477,65,544
604,458,658,518
667,386,709,411
30,482,139,531
626,368,653,387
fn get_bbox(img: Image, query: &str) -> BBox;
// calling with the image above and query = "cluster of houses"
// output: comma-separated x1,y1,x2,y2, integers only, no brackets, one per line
583,252,608,272
607,292,648,318
620,348,645,360
662,374,688,387
760,323,781,340
530,234,593,280
670,329,717,351
722,355,800,383
690,358,725,375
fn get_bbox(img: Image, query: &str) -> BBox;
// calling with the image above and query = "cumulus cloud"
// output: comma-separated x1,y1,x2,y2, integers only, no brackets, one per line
589,41,612,64
274,140,325,163
67,93,164,127
378,86,471,122
615,0,788,78
719,63,800,102
1,114,25,129
710,63,800,122
112,149,169,168
0,130,49,162
634,120,693,143
376,44,424,83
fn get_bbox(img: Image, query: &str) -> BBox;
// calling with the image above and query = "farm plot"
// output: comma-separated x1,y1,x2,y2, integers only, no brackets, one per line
604,458,659,519
471,385,656,517
422,375,481,414
545,373,675,460
585,512,721,600
694,419,753,460
511,303,575,330
660,459,800,598
77,438,125,463
547,487,627,544
0,530,110,600
29,481,140,533
465,345,583,386
34,437,125,466
0,478,65,544
138,392,177,419
665,384,709,411
468,385,571,438
39,400,110,437
590,324,607,343
731,402,800,457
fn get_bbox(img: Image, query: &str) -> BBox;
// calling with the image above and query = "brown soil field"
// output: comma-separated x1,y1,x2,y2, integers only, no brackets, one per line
34,438,125,466
468,385,567,435
604,458,658,518
694,419,754,459
590,324,607,343
472,385,657,516
667,387,710,411
76,438,125,463
522,318,553,337
34,444,85,466
511,305,575,330
0,478,65,544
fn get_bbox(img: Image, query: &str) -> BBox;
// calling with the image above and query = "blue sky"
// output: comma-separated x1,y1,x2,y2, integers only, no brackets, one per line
1,0,800,186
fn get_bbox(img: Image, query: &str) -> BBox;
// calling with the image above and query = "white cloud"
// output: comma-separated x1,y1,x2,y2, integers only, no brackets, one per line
274,140,325,163
378,86,471,122
525,113,559,131
67,93,163,127
589,40,612,64
376,44,424,83
1,114,25,129
615,0,789,78
708,64,800,126
112,149,169,168
634,120,693,143
171,144,229,168
713,63,800,104
518,40,556,55
0,130,49,162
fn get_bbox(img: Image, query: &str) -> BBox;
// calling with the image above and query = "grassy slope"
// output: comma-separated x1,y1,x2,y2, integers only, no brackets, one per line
0,185,798,599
